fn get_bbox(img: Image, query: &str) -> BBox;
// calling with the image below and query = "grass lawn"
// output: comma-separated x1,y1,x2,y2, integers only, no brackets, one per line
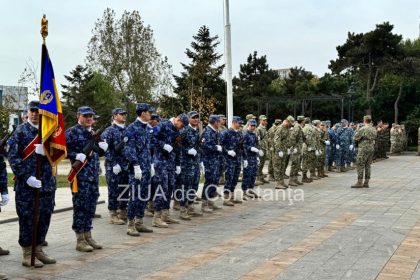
7,173,107,188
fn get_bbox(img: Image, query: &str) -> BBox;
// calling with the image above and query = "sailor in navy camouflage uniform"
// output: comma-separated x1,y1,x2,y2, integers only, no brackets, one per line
145,114,160,218
0,148,9,260
123,103,155,236
200,115,223,212
220,116,244,206
66,106,108,252
152,113,188,226
101,108,128,226
7,101,56,267
241,119,261,199
178,111,203,220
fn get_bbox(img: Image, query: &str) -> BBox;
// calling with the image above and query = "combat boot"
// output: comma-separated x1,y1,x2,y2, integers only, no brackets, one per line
327,166,332,172
35,245,56,264
268,174,276,182
152,211,169,228
179,206,192,220
254,178,263,186
275,180,288,189
135,217,153,233
201,201,213,213
247,188,260,198
173,200,181,211
336,166,342,173
75,233,93,252
21,246,43,268
351,179,364,188
127,219,140,236
145,201,155,217
0,247,9,255
109,210,125,225
117,208,128,222
261,176,270,183
187,204,203,216
288,176,298,187
283,174,289,179
302,173,312,183
84,231,103,250
310,171,319,180
208,200,222,210
0,273,7,280
162,209,180,224
319,168,328,178
363,179,370,188
223,193,234,206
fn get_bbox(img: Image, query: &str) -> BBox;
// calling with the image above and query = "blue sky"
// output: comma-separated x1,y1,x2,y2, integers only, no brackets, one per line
1,0,419,90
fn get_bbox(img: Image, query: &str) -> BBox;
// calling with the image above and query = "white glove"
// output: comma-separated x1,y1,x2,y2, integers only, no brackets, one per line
200,162,205,174
308,147,312,151
26,176,42,189
151,164,155,177
134,165,142,180
243,160,248,168
35,144,45,156
98,141,108,152
278,151,284,158
315,150,320,157
227,150,236,157
187,148,197,156
176,166,181,175
336,145,340,150
76,153,86,162
258,150,264,157
325,140,330,146
163,144,173,153
349,145,354,150
250,147,259,153
257,157,260,165
0,194,9,206
287,148,291,155
216,145,222,152
112,164,121,175
293,148,298,154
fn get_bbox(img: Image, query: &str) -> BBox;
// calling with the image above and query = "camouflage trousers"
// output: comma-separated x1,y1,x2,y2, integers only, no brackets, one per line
268,149,275,177
273,151,288,180
356,150,374,180
302,150,316,173
257,149,267,177
290,153,302,177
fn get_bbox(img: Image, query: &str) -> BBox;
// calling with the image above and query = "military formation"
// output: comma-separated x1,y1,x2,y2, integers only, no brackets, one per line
0,100,407,278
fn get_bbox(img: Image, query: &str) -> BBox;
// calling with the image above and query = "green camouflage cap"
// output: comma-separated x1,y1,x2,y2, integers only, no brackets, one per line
259,115,267,120
246,114,256,120
363,115,372,121
297,116,305,121
274,119,282,125
286,115,295,123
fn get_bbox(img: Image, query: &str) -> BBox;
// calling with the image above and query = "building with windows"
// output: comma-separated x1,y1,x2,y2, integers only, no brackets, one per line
275,68,291,80
0,85,28,131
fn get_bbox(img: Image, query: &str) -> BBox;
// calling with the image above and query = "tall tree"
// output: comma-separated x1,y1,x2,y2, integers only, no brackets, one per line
164,25,225,119
233,51,278,117
87,8,173,104
329,22,403,114
61,65,122,128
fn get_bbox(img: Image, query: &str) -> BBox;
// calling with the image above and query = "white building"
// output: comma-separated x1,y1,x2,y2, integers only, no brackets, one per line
275,68,291,80
0,85,28,131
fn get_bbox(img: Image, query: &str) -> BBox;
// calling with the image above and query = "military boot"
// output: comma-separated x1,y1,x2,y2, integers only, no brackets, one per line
187,204,203,216
351,179,364,188
0,273,7,280
75,233,93,252
322,168,329,177
363,179,370,188
283,174,289,179
223,193,234,206
127,219,140,236
21,246,43,268
145,201,155,217
109,210,125,225
268,174,276,182
261,176,270,183
173,200,181,211
254,177,263,186
162,209,180,224
135,217,153,233
179,206,192,220
35,245,56,264
336,166,342,173
327,166,332,172
310,170,319,180
208,200,222,210
247,188,260,198
288,176,298,187
0,247,9,256
117,208,128,222
275,180,288,189
201,200,213,213
302,173,312,183
84,231,103,250
152,211,169,228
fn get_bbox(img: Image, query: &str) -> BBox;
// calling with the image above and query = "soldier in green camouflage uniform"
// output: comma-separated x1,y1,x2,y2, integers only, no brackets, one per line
351,115,377,188
288,116,305,186
255,115,269,184
273,116,294,189
302,117,317,183
267,119,281,181
313,120,328,178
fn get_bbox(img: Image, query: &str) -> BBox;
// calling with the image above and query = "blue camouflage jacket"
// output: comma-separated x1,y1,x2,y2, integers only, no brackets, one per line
242,130,258,161
0,155,7,194
8,122,56,192
123,119,152,172
201,125,221,160
180,125,201,164
101,123,128,171
66,124,100,184
152,119,181,169
220,128,243,162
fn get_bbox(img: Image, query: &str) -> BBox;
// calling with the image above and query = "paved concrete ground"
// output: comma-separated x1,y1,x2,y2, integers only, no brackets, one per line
1,153,420,280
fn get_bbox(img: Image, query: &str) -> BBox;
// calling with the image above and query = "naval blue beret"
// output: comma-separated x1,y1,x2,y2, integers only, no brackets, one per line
136,103,155,113
209,115,221,123
188,111,199,118
178,113,189,126
112,108,127,115
28,101,40,110
232,116,243,124
77,106,95,115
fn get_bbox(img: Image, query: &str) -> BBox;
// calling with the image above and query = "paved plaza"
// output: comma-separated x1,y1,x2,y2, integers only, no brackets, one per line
1,153,420,280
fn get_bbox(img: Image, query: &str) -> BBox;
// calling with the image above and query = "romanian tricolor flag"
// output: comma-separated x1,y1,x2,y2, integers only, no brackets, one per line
39,44,67,166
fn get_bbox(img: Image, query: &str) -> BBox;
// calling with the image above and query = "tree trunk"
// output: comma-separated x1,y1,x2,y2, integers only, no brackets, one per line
394,82,403,124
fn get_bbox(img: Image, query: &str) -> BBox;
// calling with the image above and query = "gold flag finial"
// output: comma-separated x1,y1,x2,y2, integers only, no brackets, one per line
41,14,48,44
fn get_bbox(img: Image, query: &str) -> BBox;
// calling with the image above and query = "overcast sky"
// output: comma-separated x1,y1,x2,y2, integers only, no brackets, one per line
1,0,419,91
